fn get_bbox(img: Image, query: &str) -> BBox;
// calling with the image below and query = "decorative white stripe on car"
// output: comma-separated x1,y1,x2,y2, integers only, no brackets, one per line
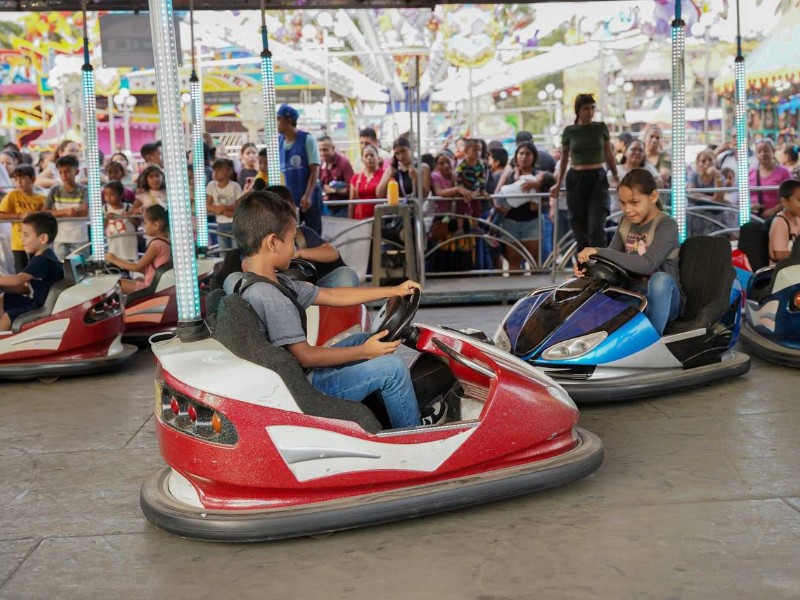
661,328,706,344
52,275,118,313
267,425,476,482
772,265,800,295
0,319,69,355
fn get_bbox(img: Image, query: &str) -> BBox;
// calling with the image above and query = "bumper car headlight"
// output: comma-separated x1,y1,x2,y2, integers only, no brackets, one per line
494,326,511,352
542,331,608,361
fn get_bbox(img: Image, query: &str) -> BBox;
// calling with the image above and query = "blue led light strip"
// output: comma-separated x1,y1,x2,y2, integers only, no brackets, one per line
260,17,281,185
190,73,208,247
148,0,200,321
670,17,687,242
81,62,105,262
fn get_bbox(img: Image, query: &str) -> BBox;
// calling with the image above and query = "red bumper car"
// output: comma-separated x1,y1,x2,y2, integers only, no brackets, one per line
140,289,603,541
0,255,137,380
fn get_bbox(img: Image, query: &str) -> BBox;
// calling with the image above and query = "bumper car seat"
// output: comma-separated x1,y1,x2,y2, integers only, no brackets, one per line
207,290,382,433
750,238,800,302
665,236,736,335
737,221,770,272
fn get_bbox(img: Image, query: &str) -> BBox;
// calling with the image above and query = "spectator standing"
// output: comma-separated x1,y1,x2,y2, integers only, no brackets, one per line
102,181,138,262
35,140,81,190
0,165,46,272
44,155,89,260
349,144,385,220
749,139,792,218
237,142,259,188
376,136,431,201
610,140,661,211
358,127,392,167
782,143,800,180
318,135,354,218
206,158,242,251
105,161,136,203
277,104,323,234
140,141,164,169
643,125,671,187
132,165,167,212
550,94,618,253
687,149,726,236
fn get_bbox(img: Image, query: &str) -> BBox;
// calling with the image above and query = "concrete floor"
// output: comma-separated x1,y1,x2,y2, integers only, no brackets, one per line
2,303,800,600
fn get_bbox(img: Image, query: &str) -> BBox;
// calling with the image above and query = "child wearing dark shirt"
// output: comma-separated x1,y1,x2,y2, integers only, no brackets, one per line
0,212,64,330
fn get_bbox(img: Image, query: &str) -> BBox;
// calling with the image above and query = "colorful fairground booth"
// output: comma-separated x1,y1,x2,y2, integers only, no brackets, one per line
714,9,800,143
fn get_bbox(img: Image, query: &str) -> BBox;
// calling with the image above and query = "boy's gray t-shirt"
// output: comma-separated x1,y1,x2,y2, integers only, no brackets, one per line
241,273,319,347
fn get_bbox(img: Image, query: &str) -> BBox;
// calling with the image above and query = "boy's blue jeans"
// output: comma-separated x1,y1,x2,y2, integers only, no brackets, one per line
311,332,420,429
645,272,682,335
216,222,237,251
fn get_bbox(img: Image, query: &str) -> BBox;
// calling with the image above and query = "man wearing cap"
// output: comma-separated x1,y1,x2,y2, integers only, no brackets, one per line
277,104,323,234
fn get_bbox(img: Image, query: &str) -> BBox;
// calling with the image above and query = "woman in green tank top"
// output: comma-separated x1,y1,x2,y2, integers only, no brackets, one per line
550,94,619,253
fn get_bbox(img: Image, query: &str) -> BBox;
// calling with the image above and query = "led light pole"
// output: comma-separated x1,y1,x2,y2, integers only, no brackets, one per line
671,1,687,242
259,0,281,185
148,0,201,328
734,0,750,226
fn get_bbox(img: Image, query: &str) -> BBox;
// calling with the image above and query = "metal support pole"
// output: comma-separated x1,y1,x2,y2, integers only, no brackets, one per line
108,95,115,153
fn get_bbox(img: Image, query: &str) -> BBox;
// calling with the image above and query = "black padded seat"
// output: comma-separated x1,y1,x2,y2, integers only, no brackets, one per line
124,262,173,306
738,221,770,272
209,293,382,434
664,236,736,335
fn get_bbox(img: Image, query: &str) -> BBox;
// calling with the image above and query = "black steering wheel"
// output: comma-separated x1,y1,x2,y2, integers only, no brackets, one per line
581,255,630,288
371,287,421,343
282,258,318,283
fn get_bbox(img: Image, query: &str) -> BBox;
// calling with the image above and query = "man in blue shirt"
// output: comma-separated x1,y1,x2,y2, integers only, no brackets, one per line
277,104,323,234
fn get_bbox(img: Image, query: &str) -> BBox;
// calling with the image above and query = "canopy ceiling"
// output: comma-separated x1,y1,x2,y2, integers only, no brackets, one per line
0,0,575,10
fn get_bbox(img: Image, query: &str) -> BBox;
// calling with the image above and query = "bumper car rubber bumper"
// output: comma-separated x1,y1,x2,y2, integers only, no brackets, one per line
140,427,603,542
557,351,751,403
739,323,800,368
0,343,138,380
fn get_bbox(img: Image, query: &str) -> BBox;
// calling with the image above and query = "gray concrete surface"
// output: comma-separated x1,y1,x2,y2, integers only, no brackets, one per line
1,304,799,600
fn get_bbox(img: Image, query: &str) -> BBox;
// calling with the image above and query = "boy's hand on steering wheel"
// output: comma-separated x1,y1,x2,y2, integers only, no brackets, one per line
362,330,402,358
393,280,421,297
572,262,586,278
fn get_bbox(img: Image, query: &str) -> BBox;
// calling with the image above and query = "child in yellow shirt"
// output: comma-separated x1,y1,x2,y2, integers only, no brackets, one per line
0,165,46,272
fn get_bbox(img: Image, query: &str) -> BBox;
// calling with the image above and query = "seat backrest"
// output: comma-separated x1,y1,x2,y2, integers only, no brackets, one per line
210,294,382,433
737,221,770,272
678,236,736,327
11,279,74,333
124,261,174,306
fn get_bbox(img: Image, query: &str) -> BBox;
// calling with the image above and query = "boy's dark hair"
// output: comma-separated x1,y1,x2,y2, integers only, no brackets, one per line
233,190,296,257
10,165,36,180
212,158,235,172
22,211,58,244
778,178,800,201
265,184,295,208
55,155,79,169
489,147,509,168
144,204,169,230
463,138,482,151
104,180,125,198
420,153,435,171
515,131,534,145
539,171,557,193
140,142,160,158
359,127,378,141
258,148,267,158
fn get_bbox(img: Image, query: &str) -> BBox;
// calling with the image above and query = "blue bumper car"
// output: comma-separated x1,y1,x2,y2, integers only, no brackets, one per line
740,241,800,367
494,236,750,402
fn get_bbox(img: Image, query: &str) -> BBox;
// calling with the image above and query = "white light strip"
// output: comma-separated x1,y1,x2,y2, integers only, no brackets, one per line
148,0,200,321
82,65,105,261
260,29,281,185
190,75,209,248
734,58,750,225
670,19,687,242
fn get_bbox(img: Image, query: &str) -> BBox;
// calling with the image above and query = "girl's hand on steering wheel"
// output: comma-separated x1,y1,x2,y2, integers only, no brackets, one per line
393,280,421,297
577,247,598,265
362,330,402,359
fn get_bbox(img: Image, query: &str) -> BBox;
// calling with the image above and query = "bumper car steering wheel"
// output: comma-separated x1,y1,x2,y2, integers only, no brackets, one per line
372,287,421,343
582,255,630,288
282,258,317,283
